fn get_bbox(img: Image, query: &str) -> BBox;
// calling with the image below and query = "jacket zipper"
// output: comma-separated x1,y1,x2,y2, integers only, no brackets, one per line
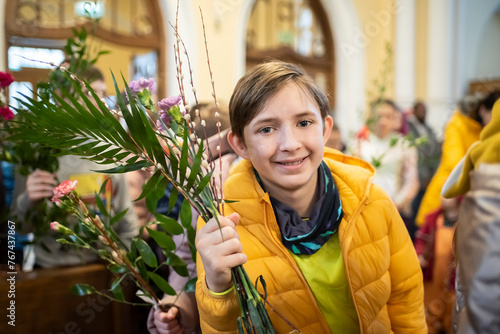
263,199,331,333
339,197,368,334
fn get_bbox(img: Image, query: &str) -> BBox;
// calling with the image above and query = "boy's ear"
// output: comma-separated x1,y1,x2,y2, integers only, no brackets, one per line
322,116,334,144
228,130,250,159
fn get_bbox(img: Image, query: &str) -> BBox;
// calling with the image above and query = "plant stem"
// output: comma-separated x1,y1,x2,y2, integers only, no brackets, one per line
82,201,160,305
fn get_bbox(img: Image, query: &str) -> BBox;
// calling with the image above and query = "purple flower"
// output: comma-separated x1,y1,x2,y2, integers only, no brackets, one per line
129,77,157,94
158,95,182,111
156,110,173,131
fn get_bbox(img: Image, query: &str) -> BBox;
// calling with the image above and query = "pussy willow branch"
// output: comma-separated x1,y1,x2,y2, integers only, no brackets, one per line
170,9,222,210
168,24,203,162
173,0,187,109
199,7,225,215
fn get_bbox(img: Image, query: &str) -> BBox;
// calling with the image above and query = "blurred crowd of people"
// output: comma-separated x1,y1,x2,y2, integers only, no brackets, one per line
346,91,500,334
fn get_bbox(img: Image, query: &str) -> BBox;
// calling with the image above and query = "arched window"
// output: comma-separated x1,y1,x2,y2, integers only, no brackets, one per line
246,0,335,107
4,0,165,106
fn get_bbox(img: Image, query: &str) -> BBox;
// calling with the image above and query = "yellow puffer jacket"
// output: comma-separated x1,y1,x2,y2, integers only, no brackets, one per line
415,111,482,225
196,148,426,334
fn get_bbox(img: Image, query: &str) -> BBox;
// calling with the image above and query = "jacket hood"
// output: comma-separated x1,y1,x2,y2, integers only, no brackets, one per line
443,99,500,198
224,147,376,219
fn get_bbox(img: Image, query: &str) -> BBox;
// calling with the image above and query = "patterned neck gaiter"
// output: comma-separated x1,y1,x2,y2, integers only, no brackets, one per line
256,161,343,255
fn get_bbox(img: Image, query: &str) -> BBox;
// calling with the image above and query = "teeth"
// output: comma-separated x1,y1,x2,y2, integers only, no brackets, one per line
280,158,304,165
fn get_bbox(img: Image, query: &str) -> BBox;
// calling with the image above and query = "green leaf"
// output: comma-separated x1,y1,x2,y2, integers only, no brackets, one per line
94,193,109,217
165,252,187,267
180,199,193,229
192,172,214,198
184,278,197,293
168,186,179,214
111,277,125,301
178,128,190,185
165,141,179,181
136,260,148,281
187,226,197,262
136,239,158,267
69,235,87,247
109,209,129,226
185,140,204,191
108,264,127,274
148,271,176,296
99,177,111,196
145,190,160,215
136,169,161,202
70,284,96,296
95,160,153,174
146,227,176,252
172,265,188,277
154,214,184,235
127,239,138,264
247,298,265,333
97,249,108,257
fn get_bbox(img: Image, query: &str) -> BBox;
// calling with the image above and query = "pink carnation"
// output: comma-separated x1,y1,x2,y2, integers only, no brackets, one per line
0,72,14,88
129,77,157,94
51,180,78,204
50,221,61,231
0,107,14,120
51,195,61,206
158,95,182,111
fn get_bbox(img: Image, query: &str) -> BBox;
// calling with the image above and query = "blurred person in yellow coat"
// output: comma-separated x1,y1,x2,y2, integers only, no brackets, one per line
415,91,500,226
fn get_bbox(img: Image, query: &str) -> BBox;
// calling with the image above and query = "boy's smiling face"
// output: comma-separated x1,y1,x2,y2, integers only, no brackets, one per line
229,82,332,198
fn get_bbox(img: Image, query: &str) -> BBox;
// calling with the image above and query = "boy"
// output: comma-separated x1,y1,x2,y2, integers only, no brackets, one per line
196,61,426,333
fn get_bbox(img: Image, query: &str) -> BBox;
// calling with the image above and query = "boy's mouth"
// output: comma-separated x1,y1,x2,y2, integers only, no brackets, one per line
277,157,306,166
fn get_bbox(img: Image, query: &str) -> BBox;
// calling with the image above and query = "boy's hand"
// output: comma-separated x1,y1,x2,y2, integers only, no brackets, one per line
153,306,183,334
196,212,247,293
26,170,58,204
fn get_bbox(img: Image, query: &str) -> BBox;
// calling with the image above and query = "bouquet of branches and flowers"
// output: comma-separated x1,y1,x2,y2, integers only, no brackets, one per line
0,25,112,250
7,7,275,334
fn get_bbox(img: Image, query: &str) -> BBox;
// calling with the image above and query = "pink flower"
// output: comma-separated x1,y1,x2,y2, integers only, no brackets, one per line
356,125,370,141
129,77,157,94
51,195,62,206
0,72,14,88
158,95,182,111
0,107,14,120
50,221,73,234
50,221,61,231
51,180,78,204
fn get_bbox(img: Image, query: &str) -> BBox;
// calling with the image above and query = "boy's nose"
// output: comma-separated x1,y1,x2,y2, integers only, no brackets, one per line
278,127,301,151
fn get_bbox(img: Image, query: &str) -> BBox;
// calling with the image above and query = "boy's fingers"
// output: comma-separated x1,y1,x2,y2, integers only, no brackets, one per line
166,306,179,319
226,212,240,225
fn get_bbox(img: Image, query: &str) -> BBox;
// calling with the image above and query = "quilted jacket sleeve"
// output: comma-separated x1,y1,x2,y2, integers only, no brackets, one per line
455,164,500,334
386,196,427,333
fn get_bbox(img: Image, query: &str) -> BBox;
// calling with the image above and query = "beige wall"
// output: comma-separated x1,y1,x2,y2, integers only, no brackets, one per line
0,0,5,71
87,36,154,95
351,0,397,103
415,0,428,101
3,0,500,130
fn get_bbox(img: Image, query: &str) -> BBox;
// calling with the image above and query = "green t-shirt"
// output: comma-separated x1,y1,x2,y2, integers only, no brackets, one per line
292,232,360,333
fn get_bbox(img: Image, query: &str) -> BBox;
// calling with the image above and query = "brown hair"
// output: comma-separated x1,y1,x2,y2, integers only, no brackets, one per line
229,60,330,140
